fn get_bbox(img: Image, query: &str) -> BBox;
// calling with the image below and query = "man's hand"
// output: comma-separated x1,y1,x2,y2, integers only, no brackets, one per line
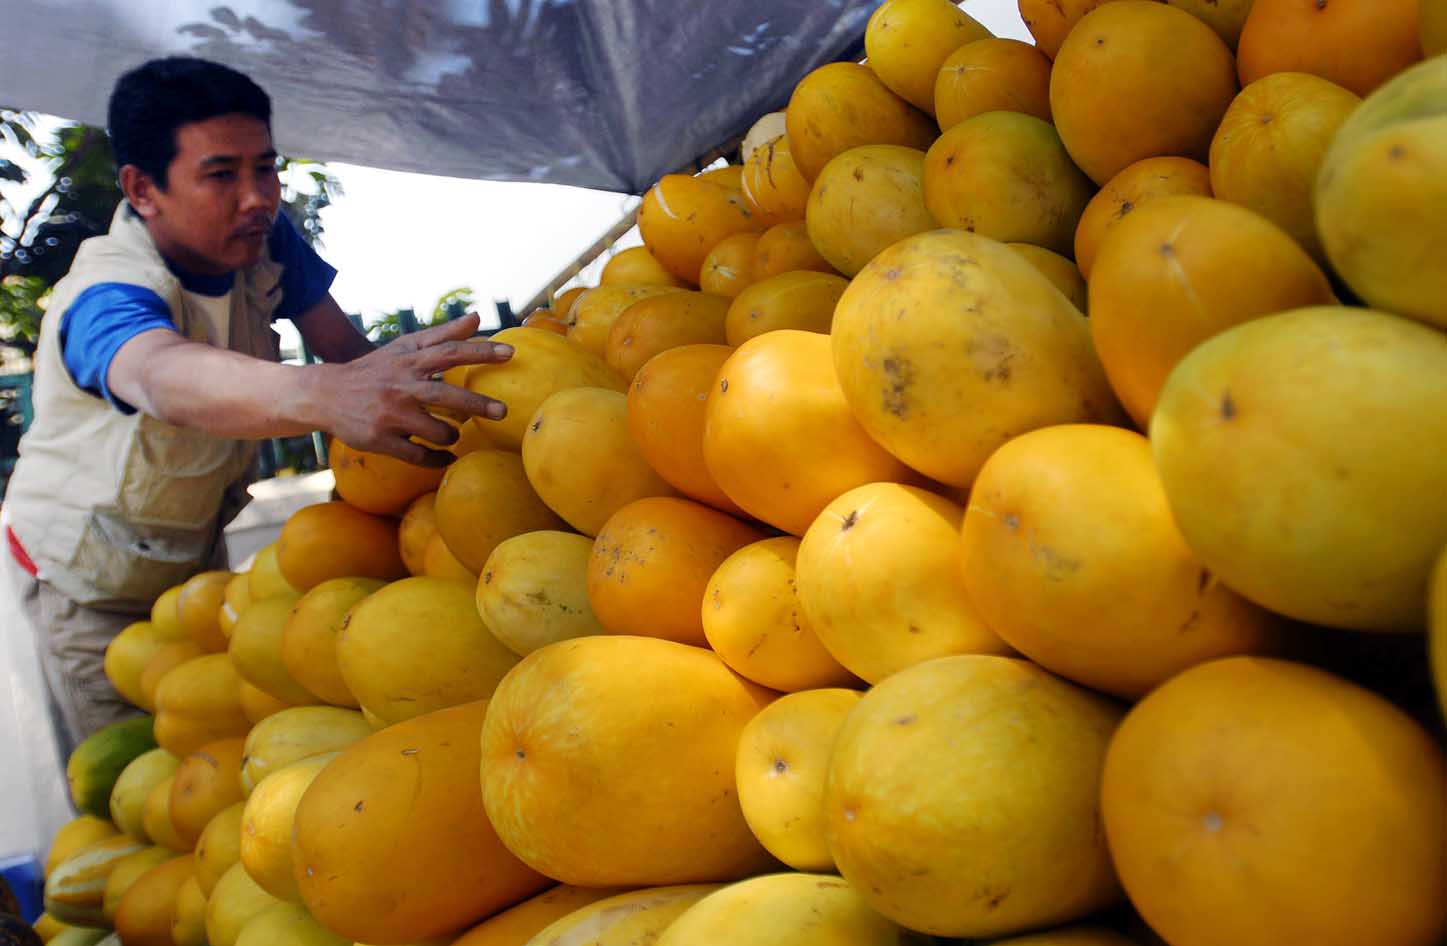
314,314,512,466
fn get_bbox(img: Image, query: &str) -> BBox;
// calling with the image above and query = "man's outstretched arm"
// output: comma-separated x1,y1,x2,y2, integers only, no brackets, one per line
105,313,510,466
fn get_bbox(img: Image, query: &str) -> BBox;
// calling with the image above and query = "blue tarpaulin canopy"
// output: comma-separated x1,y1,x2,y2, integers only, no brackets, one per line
1,0,883,193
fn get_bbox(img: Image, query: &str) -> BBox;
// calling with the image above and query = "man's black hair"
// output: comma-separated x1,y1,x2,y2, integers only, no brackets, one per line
108,56,272,189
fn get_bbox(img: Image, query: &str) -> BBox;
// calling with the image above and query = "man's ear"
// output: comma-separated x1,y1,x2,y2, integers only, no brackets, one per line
119,164,162,219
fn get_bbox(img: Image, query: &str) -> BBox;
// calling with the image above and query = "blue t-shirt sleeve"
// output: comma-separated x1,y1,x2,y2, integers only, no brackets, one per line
267,213,337,322
59,283,178,414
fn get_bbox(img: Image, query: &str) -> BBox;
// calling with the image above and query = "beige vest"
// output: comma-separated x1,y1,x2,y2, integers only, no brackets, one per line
6,204,284,611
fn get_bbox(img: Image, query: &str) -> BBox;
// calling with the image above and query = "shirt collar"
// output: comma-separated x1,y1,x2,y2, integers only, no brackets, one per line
162,256,236,297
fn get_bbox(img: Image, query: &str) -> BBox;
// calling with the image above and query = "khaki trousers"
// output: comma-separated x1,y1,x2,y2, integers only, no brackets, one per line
2,550,139,756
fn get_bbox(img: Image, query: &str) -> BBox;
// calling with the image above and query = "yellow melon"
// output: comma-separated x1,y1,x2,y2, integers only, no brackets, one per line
140,774,187,851
229,592,317,706
329,440,445,517
1210,72,1360,263
177,570,234,653
464,326,627,450
552,286,587,322
565,284,684,356
205,862,281,946
238,706,371,795
238,680,290,726
703,537,858,693
109,748,180,841
735,690,862,871
1102,657,1447,946
804,145,934,277
656,873,925,946
195,803,245,897
785,63,938,181
234,903,349,946
172,875,209,946
523,387,678,536
422,531,477,582
397,492,438,577
797,484,1009,684
247,543,297,601
104,621,180,711
1316,56,1447,331
1050,2,1238,185
704,330,917,536
587,497,765,645
599,246,692,289
604,291,732,383
724,271,847,347
433,449,569,574
239,752,336,901
1073,156,1213,278
741,137,811,225
337,576,519,724
449,885,622,946
282,578,384,708
150,586,184,640
44,817,119,878
923,112,1094,255
751,221,837,280
935,38,1053,131
831,229,1123,487
827,655,1125,937
170,737,246,849
525,886,724,946
1008,244,1088,311
1151,306,1447,630
220,572,252,640
294,700,550,943
638,175,767,283
1164,0,1255,48
963,426,1279,700
276,502,406,594
864,0,992,114
477,531,605,656
481,636,777,886
153,654,251,760
101,846,176,923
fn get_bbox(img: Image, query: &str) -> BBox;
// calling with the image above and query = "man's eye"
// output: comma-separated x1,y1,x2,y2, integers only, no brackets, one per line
208,170,236,180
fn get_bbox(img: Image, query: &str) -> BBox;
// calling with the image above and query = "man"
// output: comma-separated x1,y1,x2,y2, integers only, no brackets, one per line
2,56,511,748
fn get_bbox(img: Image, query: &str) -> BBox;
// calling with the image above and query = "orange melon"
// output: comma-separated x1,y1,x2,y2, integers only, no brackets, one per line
934,38,1054,132
587,497,765,645
626,344,743,516
1073,156,1213,278
805,145,935,277
328,440,445,517
275,502,406,593
433,449,569,574
599,245,692,289
1237,0,1422,96
724,271,848,347
752,221,837,280
741,137,811,225
864,0,993,114
1103,657,1447,946
638,175,767,283
698,234,760,298
704,330,917,536
604,290,732,382
1050,1,1239,185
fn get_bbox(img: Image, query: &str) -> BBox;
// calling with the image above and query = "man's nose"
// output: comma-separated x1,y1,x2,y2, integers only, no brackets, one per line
239,169,278,214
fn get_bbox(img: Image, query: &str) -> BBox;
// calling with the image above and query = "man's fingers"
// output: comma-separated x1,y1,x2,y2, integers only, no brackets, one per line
414,338,514,376
388,312,482,354
421,380,508,421
370,434,454,468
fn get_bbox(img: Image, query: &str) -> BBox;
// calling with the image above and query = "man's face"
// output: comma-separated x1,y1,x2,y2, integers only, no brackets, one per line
129,113,282,275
